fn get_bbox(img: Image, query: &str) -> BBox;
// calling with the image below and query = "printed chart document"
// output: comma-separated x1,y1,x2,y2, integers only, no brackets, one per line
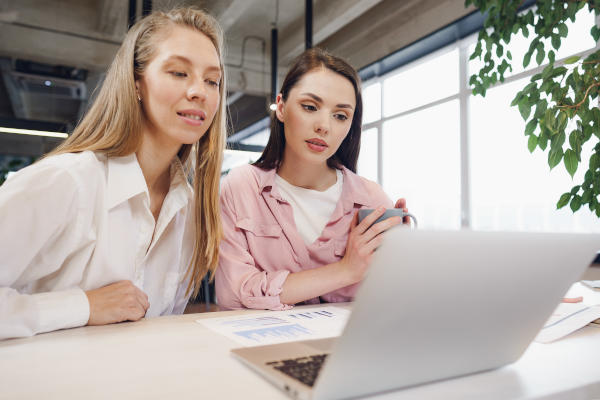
535,282,600,343
197,306,350,347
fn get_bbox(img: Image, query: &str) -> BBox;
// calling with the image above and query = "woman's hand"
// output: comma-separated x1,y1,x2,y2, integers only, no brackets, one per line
339,206,402,285
394,198,411,225
85,280,150,326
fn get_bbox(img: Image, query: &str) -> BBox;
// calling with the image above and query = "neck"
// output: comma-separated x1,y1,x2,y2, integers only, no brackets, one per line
277,149,338,191
136,125,180,194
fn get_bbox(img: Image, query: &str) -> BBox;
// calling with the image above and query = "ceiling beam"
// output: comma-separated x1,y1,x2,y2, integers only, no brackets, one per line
319,0,475,71
278,0,384,65
96,0,128,39
0,22,119,72
213,0,257,32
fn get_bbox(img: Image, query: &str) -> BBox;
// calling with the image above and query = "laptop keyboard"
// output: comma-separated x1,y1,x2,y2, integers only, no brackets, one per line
266,354,329,387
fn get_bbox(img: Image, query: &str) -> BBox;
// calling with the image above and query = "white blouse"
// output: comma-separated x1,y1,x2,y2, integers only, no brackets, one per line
0,151,195,340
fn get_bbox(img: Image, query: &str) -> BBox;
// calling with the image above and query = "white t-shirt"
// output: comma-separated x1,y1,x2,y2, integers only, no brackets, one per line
0,151,194,340
275,169,343,245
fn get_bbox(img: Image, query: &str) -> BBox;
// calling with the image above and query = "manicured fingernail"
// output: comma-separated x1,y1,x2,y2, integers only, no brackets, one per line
562,296,583,303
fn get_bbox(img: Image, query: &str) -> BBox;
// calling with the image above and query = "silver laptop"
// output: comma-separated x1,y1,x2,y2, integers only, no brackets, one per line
232,229,599,400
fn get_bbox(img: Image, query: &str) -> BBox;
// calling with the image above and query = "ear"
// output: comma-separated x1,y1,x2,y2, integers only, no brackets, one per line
275,93,285,123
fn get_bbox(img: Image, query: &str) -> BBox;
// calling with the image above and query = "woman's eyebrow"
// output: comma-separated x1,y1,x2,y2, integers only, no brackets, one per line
164,55,192,64
300,92,353,109
163,55,221,74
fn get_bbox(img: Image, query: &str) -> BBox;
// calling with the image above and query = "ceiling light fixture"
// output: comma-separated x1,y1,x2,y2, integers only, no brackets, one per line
0,127,68,139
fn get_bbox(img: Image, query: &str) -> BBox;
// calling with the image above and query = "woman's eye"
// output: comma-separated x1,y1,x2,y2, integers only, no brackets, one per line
301,104,317,112
206,79,220,87
334,113,348,121
169,71,187,78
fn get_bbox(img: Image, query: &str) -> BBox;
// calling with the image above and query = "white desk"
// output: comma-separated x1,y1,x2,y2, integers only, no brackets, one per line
0,304,599,400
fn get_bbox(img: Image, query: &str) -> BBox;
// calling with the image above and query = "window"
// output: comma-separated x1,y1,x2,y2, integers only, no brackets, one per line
357,127,378,182
383,49,459,117
382,100,461,229
360,7,600,233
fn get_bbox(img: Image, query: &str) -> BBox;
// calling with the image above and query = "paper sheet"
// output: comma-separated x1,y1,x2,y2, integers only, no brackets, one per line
535,282,600,343
197,306,350,347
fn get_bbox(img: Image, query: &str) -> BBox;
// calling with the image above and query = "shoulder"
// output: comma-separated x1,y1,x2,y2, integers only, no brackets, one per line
40,151,105,175
222,164,266,193
342,168,393,208
0,152,107,222
41,151,107,189
7,151,104,189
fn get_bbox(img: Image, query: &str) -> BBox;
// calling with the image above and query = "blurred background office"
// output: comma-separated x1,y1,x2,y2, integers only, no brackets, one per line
0,0,598,235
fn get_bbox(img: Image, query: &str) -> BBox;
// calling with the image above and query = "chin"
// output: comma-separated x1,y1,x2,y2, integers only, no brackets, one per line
176,130,209,145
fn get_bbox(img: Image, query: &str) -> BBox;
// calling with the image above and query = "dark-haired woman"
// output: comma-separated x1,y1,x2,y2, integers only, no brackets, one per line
216,48,408,310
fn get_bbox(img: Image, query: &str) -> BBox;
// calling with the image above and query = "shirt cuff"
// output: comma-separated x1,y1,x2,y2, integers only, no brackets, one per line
244,270,293,311
33,288,90,334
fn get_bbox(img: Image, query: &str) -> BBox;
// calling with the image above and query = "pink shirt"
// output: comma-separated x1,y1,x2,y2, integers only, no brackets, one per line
215,164,393,310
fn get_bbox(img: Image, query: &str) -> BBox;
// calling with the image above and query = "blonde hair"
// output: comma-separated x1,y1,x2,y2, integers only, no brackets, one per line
49,7,226,298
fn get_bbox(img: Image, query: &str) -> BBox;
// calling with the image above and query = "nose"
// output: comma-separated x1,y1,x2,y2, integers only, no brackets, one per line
187,80,208,102
314,112,330,135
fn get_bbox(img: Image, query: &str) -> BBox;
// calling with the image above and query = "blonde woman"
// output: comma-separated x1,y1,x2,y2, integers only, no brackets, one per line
0,8,226,339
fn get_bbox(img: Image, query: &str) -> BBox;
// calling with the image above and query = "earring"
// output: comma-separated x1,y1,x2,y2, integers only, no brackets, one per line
137,94,141,102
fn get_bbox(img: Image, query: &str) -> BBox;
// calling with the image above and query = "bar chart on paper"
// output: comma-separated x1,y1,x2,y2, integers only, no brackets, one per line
197,307,350,346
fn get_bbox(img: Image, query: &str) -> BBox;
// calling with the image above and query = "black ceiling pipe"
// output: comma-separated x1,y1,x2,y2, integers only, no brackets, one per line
305,0,312,49
142,0,152,17
271,27,278,105
128,0,137,28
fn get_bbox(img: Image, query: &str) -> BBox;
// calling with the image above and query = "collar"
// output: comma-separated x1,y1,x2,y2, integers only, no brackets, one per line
256,164,371,209
338,166,371,210
255,166,284,201
107,153,192,210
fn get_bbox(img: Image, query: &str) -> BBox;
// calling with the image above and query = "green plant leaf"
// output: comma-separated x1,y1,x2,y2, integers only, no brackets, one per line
523,50,533,68
525,118,537,136
582,189,592,204
536,45,545,66
558,23,568,38
528,134,538,152
592,25,600,42
548,146,564,169
563,55,580,64
590,153,600,170
534,99,548,118
518,100,532,120
538,132,549,150
510,92,523,107
557,111,567,132
557,192,571,209
570,195,582,212
564,149,578,177
496,43,503,57
551,35,561,50
544,109,556,133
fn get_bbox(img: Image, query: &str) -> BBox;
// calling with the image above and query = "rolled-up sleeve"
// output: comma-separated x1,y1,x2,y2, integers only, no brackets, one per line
215,178,292,311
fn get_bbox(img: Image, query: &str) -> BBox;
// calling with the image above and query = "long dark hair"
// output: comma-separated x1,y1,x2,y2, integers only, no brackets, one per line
254,47,363,172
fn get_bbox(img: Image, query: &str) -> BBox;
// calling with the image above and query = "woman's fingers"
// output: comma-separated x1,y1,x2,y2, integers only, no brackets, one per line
355,207,386,235
358,216,402,246
86,280,150,326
